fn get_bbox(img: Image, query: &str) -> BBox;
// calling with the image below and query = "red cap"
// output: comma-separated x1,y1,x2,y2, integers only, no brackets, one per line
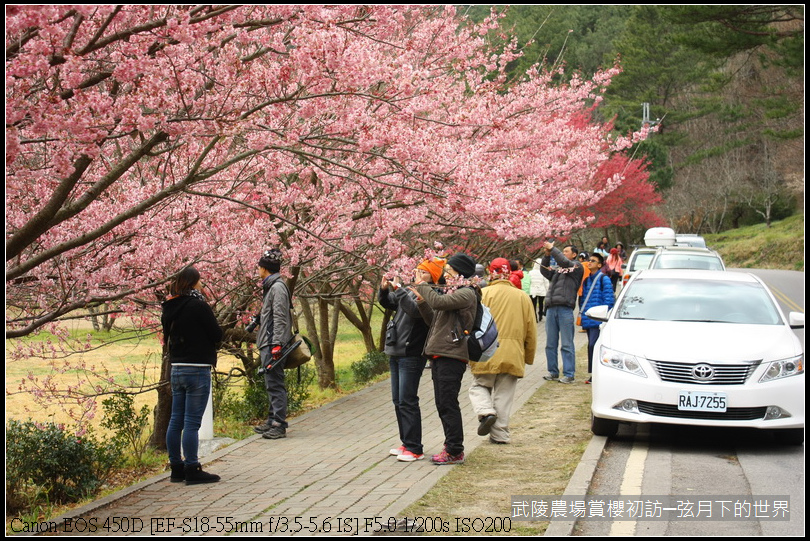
489,257,512,275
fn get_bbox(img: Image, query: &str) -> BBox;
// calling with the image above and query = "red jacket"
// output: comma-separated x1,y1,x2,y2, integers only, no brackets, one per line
509,270,523,289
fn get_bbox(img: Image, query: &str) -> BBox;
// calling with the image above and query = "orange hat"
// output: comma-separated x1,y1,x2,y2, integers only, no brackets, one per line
417,258,445,284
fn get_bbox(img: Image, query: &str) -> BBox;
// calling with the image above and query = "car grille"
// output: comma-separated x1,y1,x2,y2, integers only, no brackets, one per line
637,401,767,421
649,360,759,385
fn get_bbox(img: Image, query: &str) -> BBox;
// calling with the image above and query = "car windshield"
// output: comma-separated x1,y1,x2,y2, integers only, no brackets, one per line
617,278,783,325
651,253,724,270
629,252,654,272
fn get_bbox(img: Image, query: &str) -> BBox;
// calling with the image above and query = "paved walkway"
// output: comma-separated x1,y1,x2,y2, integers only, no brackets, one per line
51,325,589,536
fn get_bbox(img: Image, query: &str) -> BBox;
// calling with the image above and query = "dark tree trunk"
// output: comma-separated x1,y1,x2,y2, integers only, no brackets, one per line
149,344,172,450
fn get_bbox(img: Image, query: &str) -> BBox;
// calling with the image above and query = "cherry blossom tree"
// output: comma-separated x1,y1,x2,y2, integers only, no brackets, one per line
6,5,645,439
577,153,667,233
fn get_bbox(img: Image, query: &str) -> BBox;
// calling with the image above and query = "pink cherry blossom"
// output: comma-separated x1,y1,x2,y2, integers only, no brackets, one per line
6,6,647,421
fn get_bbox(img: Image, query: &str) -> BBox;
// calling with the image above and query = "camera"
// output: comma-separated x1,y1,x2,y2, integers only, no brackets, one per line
385,320,397,346
245,315,260,333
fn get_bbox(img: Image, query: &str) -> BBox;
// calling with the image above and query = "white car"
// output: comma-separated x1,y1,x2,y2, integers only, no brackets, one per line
649,246,726,271
619,246,657,294
588,270,805,445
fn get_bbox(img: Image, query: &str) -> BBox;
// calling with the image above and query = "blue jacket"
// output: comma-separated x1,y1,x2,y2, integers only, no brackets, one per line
580,272,614,329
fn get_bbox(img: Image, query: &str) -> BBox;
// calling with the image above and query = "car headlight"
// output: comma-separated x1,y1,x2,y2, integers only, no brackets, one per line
599,346,647,378
759,356,804,383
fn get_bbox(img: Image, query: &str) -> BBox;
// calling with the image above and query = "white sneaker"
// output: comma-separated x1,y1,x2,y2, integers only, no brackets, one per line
389,445,405,456
397,450,425,462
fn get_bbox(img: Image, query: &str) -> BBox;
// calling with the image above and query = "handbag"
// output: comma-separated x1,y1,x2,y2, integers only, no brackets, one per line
283,332,313,369
279,283,313,370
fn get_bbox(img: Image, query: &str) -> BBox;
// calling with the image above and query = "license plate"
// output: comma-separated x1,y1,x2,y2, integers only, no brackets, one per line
678,391,727,412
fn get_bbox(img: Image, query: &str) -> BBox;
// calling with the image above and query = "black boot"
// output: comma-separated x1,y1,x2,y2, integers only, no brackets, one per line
170,463,185,483
184,464,220,485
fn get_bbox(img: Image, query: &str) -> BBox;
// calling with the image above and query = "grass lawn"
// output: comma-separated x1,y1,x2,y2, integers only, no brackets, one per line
5,310,378,437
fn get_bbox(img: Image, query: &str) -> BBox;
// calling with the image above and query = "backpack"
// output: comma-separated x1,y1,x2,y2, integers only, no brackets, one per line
465,300,500,362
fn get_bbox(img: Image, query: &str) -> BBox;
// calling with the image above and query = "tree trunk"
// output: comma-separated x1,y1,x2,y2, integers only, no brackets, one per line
316,296,338,390
338,298,377,353
378,308,392,353
149,343,172,450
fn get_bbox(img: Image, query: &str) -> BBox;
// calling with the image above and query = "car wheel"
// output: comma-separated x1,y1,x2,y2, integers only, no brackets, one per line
591,415,619,437
773,428,804,446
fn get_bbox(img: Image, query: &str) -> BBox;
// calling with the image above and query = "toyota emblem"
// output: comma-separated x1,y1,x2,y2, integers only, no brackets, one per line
692,363,714,381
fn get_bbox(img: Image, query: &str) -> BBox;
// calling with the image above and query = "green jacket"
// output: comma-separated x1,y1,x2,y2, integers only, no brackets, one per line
415,284,478,362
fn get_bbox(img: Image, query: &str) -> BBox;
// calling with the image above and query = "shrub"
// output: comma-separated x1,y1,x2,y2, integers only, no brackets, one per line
217,364,316,423
101,393,151,465
6,420,121,512
218,371,268,422
285,364,315,413
350,351,389,384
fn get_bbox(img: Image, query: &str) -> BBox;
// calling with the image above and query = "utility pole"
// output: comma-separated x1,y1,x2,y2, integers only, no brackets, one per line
642,102,660,130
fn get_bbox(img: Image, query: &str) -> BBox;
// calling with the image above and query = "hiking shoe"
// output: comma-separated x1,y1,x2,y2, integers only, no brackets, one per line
543,374,559,381
184,464,220,485
431,450,465,465
397,450,425,462
262,426,287,439
559,376,575,384
253,422,273,434
477,414,497,436
389,445,405,457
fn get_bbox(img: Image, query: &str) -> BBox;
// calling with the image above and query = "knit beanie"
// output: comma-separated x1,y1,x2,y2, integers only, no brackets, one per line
446,253,477,279
259,248,283,272
417,258,445,284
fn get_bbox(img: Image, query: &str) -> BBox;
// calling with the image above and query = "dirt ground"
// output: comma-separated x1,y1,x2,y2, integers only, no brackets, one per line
403,350,593,536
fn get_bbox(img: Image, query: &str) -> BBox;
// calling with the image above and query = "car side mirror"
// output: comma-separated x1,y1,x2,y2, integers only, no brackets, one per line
788,312,804,329
585,305,610,322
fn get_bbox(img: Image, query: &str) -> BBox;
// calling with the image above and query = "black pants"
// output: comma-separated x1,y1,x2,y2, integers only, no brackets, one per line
261,347,288,428
531,296,545,321
431,358,467,456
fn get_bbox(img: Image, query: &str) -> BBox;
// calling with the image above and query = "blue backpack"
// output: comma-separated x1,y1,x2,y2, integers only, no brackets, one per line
465,301,500,362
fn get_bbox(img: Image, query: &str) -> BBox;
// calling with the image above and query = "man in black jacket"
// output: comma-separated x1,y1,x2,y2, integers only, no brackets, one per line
540,242,583,384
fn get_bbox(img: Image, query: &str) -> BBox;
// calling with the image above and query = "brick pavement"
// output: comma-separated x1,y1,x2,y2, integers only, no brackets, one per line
50,324,588,536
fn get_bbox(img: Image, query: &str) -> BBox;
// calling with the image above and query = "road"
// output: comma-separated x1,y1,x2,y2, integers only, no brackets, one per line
575,269,805,536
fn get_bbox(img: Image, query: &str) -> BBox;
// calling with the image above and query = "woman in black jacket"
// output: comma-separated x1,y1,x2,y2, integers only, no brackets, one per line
379,259,442,463
161,266,223,485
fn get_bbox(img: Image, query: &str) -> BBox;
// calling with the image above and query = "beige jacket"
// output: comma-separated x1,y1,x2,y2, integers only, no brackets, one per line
472,280,537,377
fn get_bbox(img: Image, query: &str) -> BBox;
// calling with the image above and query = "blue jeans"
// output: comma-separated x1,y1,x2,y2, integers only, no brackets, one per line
390,356,427,455
545,306,576,379
166,365,211,467
586,327,601,374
